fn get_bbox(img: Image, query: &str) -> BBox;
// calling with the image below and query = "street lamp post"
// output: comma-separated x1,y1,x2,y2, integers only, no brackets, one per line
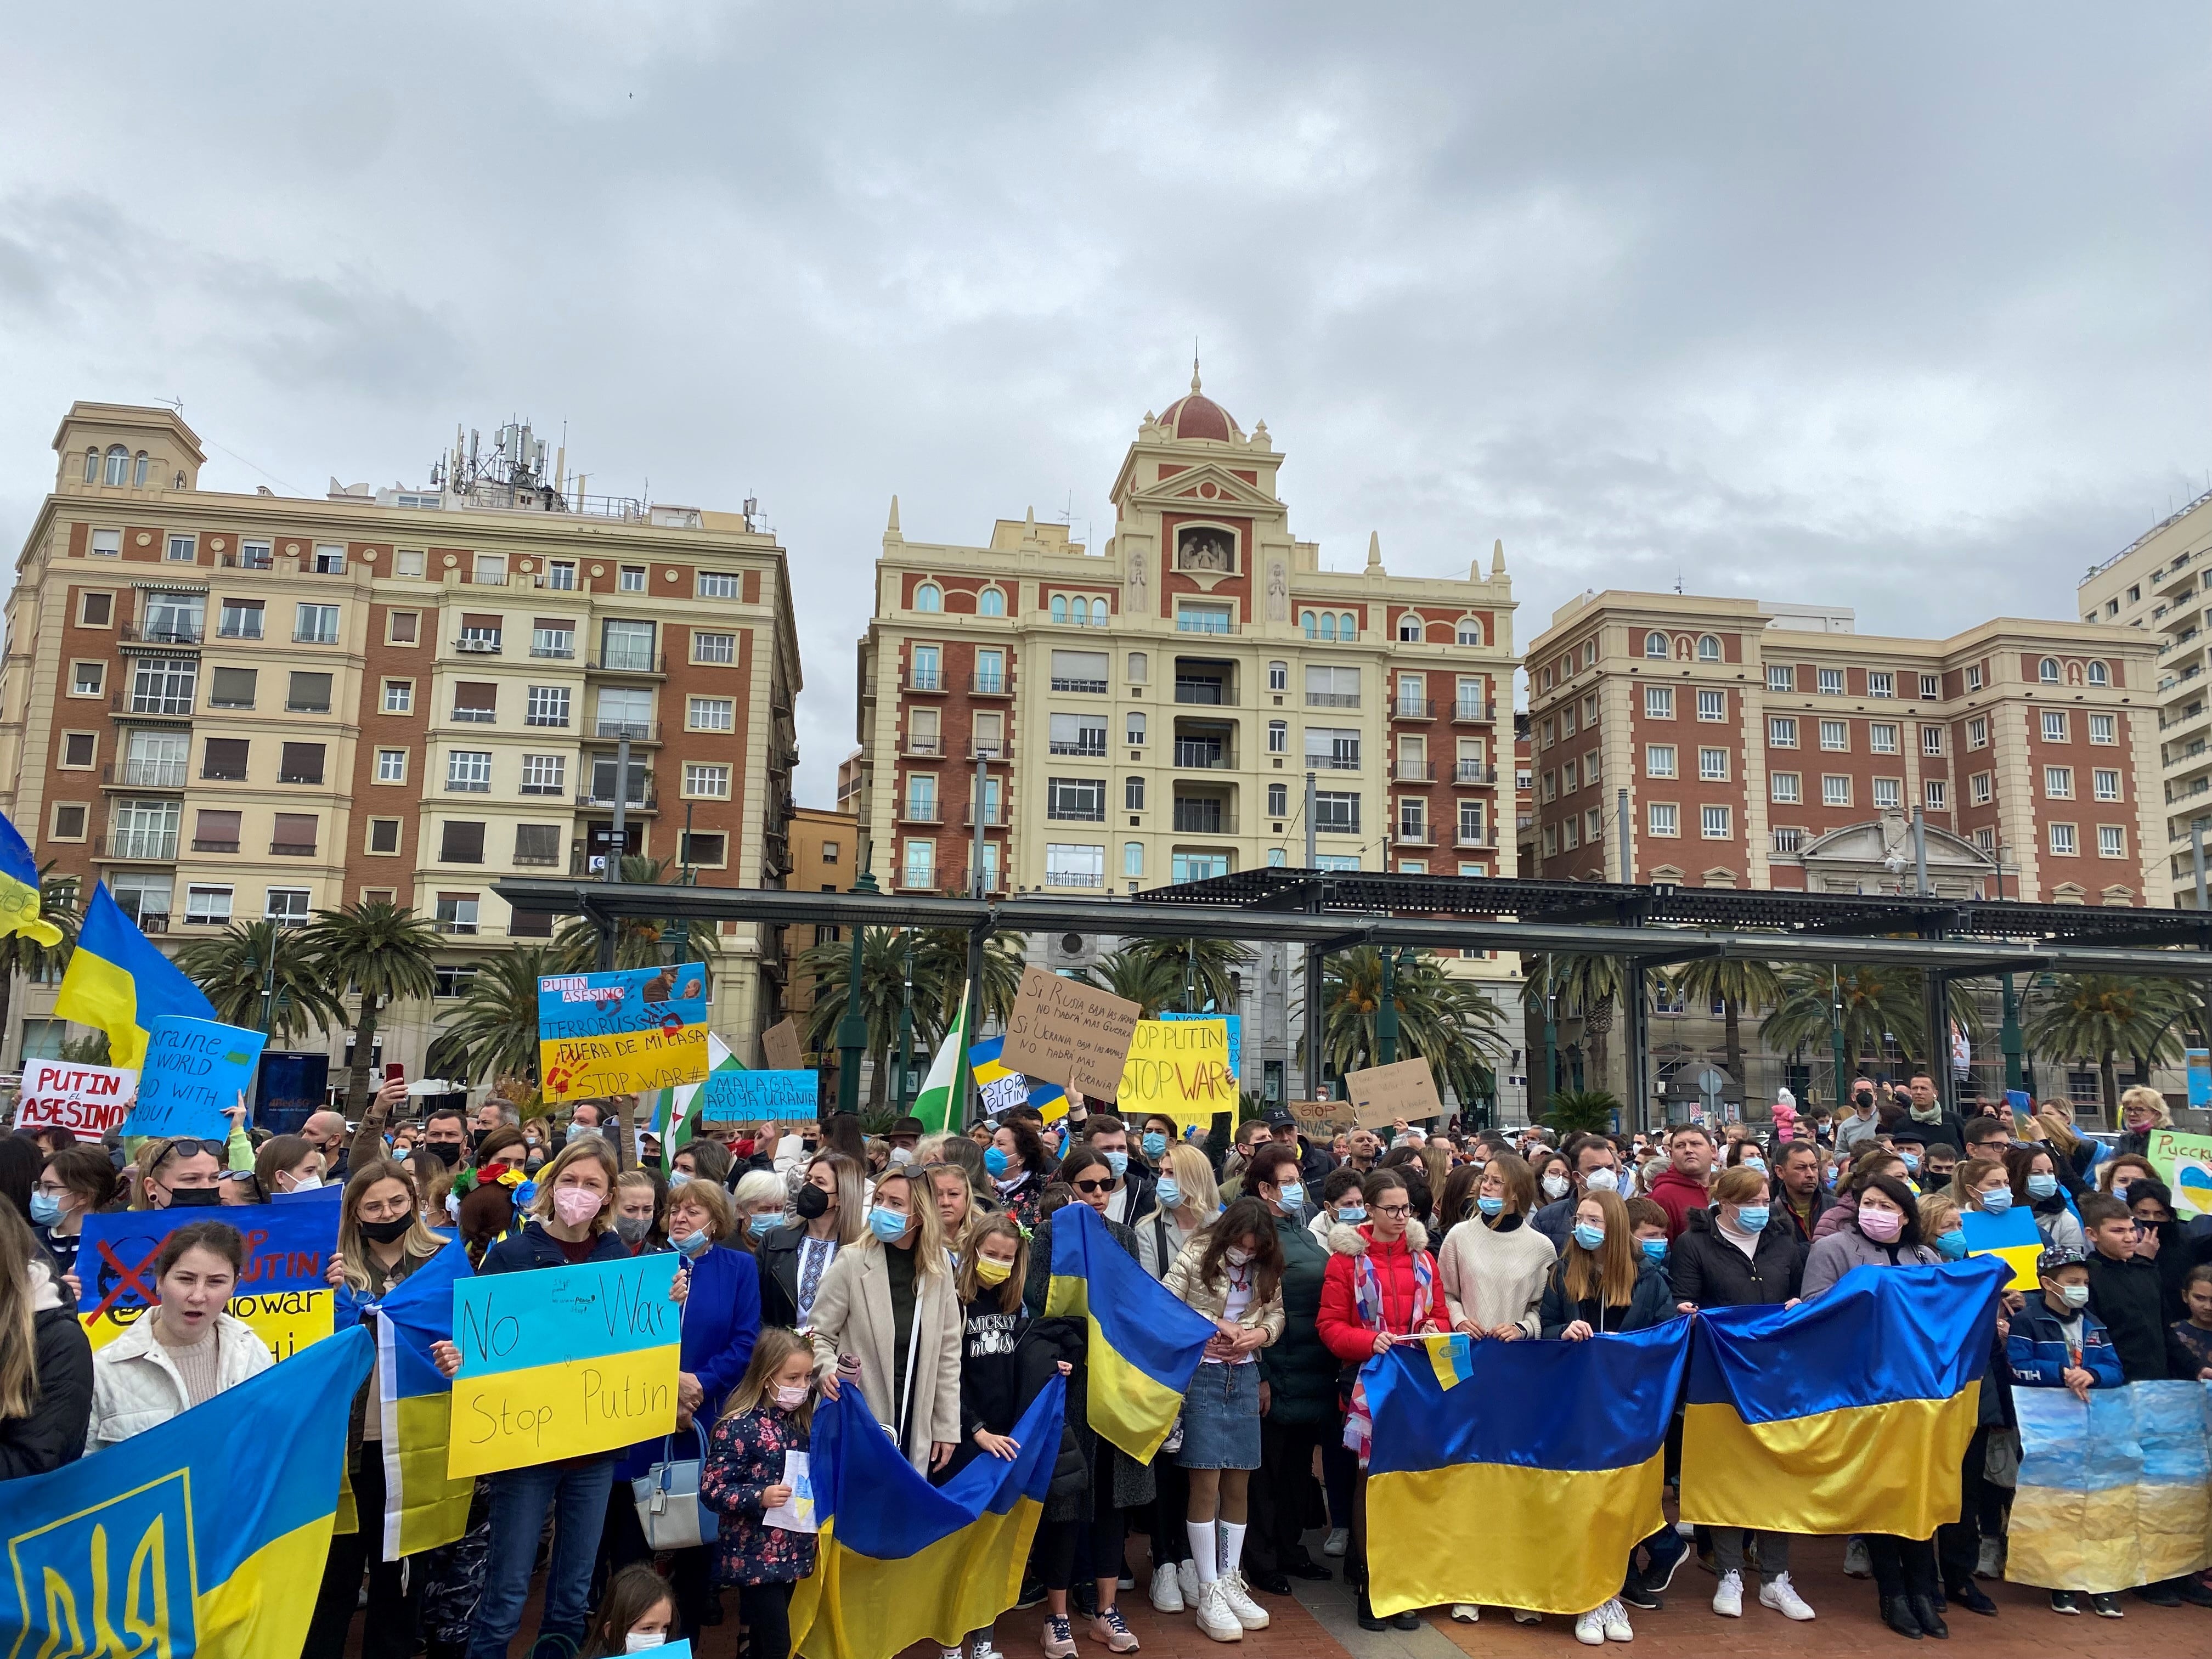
1829,965,1847,1108
1377,946,1400,1066
835,866,879,1115
895,933,915,1113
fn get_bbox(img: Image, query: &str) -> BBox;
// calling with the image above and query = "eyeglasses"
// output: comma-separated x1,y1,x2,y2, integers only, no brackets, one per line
153,1139,228,1169
1072,1178,1113,1194
1372,1203,1413,1218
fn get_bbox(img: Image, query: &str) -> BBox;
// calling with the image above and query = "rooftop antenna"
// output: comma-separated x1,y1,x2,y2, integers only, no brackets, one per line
1674,566,1684,595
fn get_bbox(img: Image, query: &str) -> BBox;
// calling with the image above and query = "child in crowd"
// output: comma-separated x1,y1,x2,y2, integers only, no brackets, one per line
701,1328,820,1659
1306,1168,1367,1243
1626,1197,1671,1269
2004,1246,2124,1617
580,1565,681,1656
2079,1197,2165,1384
2170,1263,2212,1381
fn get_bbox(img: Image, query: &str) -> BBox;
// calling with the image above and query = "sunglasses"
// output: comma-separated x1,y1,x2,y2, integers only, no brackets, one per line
153,1139,229,1168
1072,1178,1113,1194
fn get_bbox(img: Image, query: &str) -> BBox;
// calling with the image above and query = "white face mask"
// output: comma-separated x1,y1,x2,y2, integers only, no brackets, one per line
1541,1174,1571,1200
285,1172,323,1193
1584,1168,1620,1193
625,1635,667,1652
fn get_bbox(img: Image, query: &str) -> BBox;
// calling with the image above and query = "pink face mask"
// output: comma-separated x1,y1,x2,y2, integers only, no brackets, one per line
1858,1206,1903,1243
552,1186,604,1228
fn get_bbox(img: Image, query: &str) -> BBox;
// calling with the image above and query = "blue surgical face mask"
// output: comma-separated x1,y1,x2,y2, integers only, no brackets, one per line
1979,1187,2013,1214
1935,1229,1968,1261
1142,1132,1168,1159
674,1228,712,1259
2026,1173,2058,1200
1572,1222,1607,1252
29,1190,61,1227
1740,1158,1766,1175
1900,1152,1920,1171
1336,1203,1367,1226
1640,1238,1667,1264
984,1146,1011,1177
747,1212,778,1238
669,1170,693,1187
1476,1194,1505,1218
1278,1182,1306,1212
1104,1150,1128,1178
1734,1205,1770,1234
1154,1178,1182,1210
868,1206,911,1243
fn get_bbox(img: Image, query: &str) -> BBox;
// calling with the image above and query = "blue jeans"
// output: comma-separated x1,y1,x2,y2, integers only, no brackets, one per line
468,1459,617,1659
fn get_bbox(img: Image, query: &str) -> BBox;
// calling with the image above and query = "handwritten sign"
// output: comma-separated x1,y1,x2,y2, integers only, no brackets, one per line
120,1017,267,1139
1289,1098,1354,1138
448,1251,682,1476
701,1069,817,1123
537,963,710,1102
78,1201,338,1361
1115,1019,1240,1129
1002,967,1141,1100
2147,1127,2212,1220
15,1058,137,1140
762,1017,805,1073
1163,1011,1242,1079
1345,1058,1444,1126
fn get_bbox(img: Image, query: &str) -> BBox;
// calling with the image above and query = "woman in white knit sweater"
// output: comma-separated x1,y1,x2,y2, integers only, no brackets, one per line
1436,1153,1557,1341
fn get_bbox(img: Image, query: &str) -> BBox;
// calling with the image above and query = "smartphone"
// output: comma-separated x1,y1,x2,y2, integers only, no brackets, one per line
384,1062,405,1089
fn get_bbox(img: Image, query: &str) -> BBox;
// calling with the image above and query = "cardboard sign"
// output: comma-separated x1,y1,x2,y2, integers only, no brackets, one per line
78,1201,338,1362
15,1058,136,1140
1002,967,1141,1101
762,1017,805,1073
448,1251,682,1476
2147,1127,2212,1220
2187,1051,2212,1110
123,1016,268,1139
537,963,710,1102
1162,1011,1242,1079
1289,1098,1354,1138
1960,1206,2043,1290
970,1036,1067,1122
1345,1058,1444,1126
701,1069,817,1122
1115,1019,1240,1129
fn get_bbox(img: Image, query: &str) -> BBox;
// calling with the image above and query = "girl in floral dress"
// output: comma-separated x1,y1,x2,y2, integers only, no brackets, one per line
702,1328,819,1659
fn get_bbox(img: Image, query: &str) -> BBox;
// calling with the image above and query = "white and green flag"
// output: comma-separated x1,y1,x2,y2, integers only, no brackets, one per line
652,1031,738,1152
911,982,973,1134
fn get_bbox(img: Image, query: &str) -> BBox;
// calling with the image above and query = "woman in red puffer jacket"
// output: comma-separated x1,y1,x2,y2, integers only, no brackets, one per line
1316,1167,1442,1633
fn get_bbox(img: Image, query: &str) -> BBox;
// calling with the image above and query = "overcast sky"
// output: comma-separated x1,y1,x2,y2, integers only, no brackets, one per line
3,4,2205,809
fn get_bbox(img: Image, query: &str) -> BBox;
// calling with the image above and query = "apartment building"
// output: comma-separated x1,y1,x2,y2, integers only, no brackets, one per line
2075,489,2212,906
777,803,859,1065
1524,591,2166,905
0,402,800,1073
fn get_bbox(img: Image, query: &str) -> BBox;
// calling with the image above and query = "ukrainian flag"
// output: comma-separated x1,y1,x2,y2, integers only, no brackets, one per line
2010,1380,2212,1592
1678,1256,2007,1538
1043,1200,1216,1463
1364,1319,1692,1616
370,1242,478,1559
0,1324,371,1659
0,809,61,946
791,1372,1065,1659
1961,1206,2042,1289
53,881,217,1070
969,1035,1066,1122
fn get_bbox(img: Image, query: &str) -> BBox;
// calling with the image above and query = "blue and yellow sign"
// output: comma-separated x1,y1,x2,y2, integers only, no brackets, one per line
537,964,709,1102
77,1203,338,1361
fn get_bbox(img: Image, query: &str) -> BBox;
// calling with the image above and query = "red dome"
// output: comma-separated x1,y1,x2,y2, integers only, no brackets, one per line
1158,365,1238,442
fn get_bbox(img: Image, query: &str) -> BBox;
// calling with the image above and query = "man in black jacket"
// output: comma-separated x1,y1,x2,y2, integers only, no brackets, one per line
1769,1141,1831,1247
1898,1068,1964,1156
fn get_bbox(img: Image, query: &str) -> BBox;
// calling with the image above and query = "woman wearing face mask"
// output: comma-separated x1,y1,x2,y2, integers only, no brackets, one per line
1138,1142,1221,1280
1530,1149,1574,1216
1950,1155,2016,1224
606,1177,760,1642
730,1169,788,1257
1437,1152,1555,1353
0,1198,92,1478
2005,1146,2086,1254
302,1160,449,1659
2115,1085,2169,1158
986,1119,1051,1231
131,1133,230,1210
32,1143,121,1295
672,1138,733,1190
1812,1146,1914,1241
86,1220,270,1447
255,1133,327,1199
1307,1168,1369,1244
1723,1139,1770,1179
757,1152,863,1328
611,1171,665,1254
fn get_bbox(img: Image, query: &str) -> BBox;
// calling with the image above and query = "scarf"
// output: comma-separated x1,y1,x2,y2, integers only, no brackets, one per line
1344,1229,1434,1469
1908,1104,1944,1125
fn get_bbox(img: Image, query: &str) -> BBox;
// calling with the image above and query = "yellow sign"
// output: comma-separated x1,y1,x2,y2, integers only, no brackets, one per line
1116,1019,1239,1128
83,1288,336,1363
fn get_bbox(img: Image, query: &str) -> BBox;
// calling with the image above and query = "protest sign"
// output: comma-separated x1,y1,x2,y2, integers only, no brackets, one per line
1960,1206,2042,1289
14,1057,136,1140
1162,1011,1241,1079
701,1068,817,1122
79,1201,337,1361
763,1017,805,1072
1115,1019,1239,1128
1289,1098,1354,1138
537,963,710,1102
1345,1058,1444,1127
121,1015,267,1139
971,1035,1067,1121
1002,967,1141,1099
2146,1127,2212,1219
448,1251,682,1477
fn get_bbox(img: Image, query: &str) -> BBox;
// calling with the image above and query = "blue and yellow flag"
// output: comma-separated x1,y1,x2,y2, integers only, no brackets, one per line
1364,1321,1692,1616
1043,1200,1215,1463
0,1324,371,1658
969,1035,1066,1122
53,881,217,1071
370,1241,478,1560
2008,1379,2212,1592
0,809,61,946
1961,1205,2042,1289
1679,1256,2007,1538
791,1372,1065,1659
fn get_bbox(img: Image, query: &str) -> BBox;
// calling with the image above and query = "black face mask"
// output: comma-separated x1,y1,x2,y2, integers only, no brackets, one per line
165,1186,221,1209
794,1183,830,1221
359,1215,415,1244
425,1142,462,1167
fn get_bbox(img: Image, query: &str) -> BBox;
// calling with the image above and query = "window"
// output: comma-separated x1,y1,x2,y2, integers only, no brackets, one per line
1696,689,1725,721
1127,712,1148,747
1925,780,1948,810
697,571,740,600
1920,674,1940,699
2087,661,2108,686
693,631,735,664
1645,743,1678,778
1971,772,1993,805
1178,604,1232,635
2098,825,2125,858
600,618,656,672
1822,775,1852,806
49,804,86,841
902,839,935,887
821,840,840,865
1921,725,1943,755
1261,718,1284,754
1047,777,1106,820
1050,650,1108,693
365,819,401,855
687,696,735,732
380,679,413,715
521,754,566,796
1699,747,1729,781
2089,713,2116,744
1697,634,1721,662
1870,723,1899,754
130,657,195,715
541,559,577,592
138,590,204,645
435,893,479,934
1867,671,1894,698
1305,727,1361,770
452,682,497,724
2049,823,2077,856
2044,765,2073,798
977,588,1005,618
2093,768,2121,802
2038,657,2060,684
1644,631,1667,660
2041,710,2067,743
439,822,486,865
597,687,652,737
912,581,944,614
1045,844,1105,888
59,732,95,768
1771,772,1802,804
1314,792,1360,834
1455,619,1484,647
1458,677,1488,718
1819,719,1848,751
532,620,575,659
217,598,263,639
906,707,941,755
314,543,347,576
1817,668,1844,696
1396,674,1427,717
1049,714,1107,756
185,885,233,926
71,661,105,697
1561,759,1578,792
1263,781,1287,817
1647,803,1679,836
526,685,569,727
1458,800,1486,843
1768,716,1798,748
905,775,937,820
1305,665,1361,708
619,566,646,593
77,591,114,627
191,808,239,851
458,613,503,652
1396,798,1426,840
295,604,339,644
513,823,562,867
447,751,492,792
432,965,476,999
1128,652,1148,685
974,649,1006,694
1049,595,1066,625
1701,805,1731,838
1127,776,1148,811
1872,777,1901,809
1965,664,1983,692
678,831,726,867
1967,716,1988,749
1644,686,1673,719
91,527,121,557
685,763,731,798
270,813,318,856
277,742,325,785
1122,842,1145,881
206,667,256,710
286,671,331,713
265,887,312,922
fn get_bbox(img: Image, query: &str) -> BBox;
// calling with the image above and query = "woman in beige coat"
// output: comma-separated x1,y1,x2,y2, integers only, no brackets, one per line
810,1163,964,1472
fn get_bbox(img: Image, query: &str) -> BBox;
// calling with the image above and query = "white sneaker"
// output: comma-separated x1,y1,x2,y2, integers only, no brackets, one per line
1323,1528,1349,1558
1219,1572,1269,1632
1194,1583,1244,1643
1450,1604,1480,1623
1759,1575,1815,1622
1149,1563,1184,1614
1600,1598,1633,1641
970,1641,1005,1659
1842,1537,1871,1579
1510,1609,1542,1625
943,1646,964,1659
1712,1570,1743,1618
1574,1609,1607,1646
1177,1561,1200,1608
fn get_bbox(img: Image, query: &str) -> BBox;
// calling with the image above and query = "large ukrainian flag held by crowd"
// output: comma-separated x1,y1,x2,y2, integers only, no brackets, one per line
791,1372,1065,1659
52,881,217,1070
1044,1200,1215,1462
1364,1324,1692,1616
1679,1255,2007,1537
0,1324,371,1658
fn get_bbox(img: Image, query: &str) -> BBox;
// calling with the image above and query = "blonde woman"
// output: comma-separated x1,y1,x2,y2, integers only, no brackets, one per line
809,1162,963,1472
2117,1084,2170,1156
1138,1141,1220,1280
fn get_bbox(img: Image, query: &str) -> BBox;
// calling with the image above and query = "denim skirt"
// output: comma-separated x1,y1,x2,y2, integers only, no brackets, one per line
1176,1360,1262,1470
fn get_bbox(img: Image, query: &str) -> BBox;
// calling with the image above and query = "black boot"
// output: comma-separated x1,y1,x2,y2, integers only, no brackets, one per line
1882,1595,1925,1639
1910,1594,1950,1639
1356,1586,1386,1633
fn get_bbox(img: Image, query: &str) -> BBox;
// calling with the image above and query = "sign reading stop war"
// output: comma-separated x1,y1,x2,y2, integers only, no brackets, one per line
15,1058,137,1140
448,1251,682,1477
1345,1057,1444,1127
1117,1019,1240,1128
1001,967,1142,1100
122,1015,267,1139
538,964,710,1103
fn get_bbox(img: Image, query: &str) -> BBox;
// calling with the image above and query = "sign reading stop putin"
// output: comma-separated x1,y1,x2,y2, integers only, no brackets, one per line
15,1058,137,1140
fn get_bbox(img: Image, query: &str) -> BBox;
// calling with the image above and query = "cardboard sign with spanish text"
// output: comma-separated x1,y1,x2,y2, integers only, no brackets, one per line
1289,1098,1355,1138
15,1058,136,1141
537,964,710,1103
2147,1127,2212,1220
1001,967,1141,1100
1115,1019,1240,1129
761,1017,806,1073
1345,1058,1444,1127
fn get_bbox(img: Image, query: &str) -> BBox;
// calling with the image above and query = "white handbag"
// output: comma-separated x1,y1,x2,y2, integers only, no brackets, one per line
631,1435,718,1550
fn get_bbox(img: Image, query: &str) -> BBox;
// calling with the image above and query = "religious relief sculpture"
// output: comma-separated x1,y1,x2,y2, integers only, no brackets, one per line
1125,539,1149,614
1266,559,1289,621
1177,526,1235,572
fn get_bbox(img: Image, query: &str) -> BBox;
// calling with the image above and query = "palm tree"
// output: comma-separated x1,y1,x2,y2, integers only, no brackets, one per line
174,919,345,1042
1667,958,1784,1092
913,928,1028,1031
797,928,952,1113
438,947,564,1085
554,856,718,977
1545,1088,1623,1136
0,872,78,1067
1082,949,1182,1018
1120,937,1249,1013
2024,973,2190,1121
1759,964,1926,1087
302,900,442,1115
1310,947,1506,1108
1523,953,1627,1081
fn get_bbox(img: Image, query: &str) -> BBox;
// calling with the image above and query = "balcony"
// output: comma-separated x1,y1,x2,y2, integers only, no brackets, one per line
1045,869,1107,888
105,759,187,788
575,787,659,812
904,667,948,693
590,720,661,742
1173,680,1233,706
1171,801,1235,835
1395,823,1434,847
111,691,194,719
277,768,325,786
451,707,497,724
1394,761,1435,783
218,550,274,571
1454,761,1498,784
969,674,1013,697
954,868,1009,896
898,800,941,825
1453,699,1499,723
1772,828,1804,854
588,650,667,676
1305,691,1359,709
970,742,1012,761
191,837,240,852
97,830,178,861
270,840,319,857
120,623,202,646
1174,741,1229,770
963,802,1008,827
1393,698,1437,721
904,736,944,758
1173,612,1239,636
1048,741,1107,759
1454,828,1497,849
532,636,578,661
1052,675,1108,694
2160,703,2209,732
127,911,171,934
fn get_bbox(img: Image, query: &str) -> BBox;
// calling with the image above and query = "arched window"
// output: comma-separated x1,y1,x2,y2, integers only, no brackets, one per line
1125,776,1145,810
1457,620,1482,646
2087,660,2108,686
977,588,1004,617
1645,631,1668,659
103,445,129,487
1301,612,1316,639
1697,634,1721,662
1340,613,1357,640
915,582,941,612
1318,613,1337,642
1399,615,1421,642
82,448,98,483
2039,657,2060,684
132,452,149,487
1268,661,1287,691
1050,594,1068,624
1091,597,1108,627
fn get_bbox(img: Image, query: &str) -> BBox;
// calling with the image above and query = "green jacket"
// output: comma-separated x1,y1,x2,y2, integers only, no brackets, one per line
1259,1209,1338,1426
